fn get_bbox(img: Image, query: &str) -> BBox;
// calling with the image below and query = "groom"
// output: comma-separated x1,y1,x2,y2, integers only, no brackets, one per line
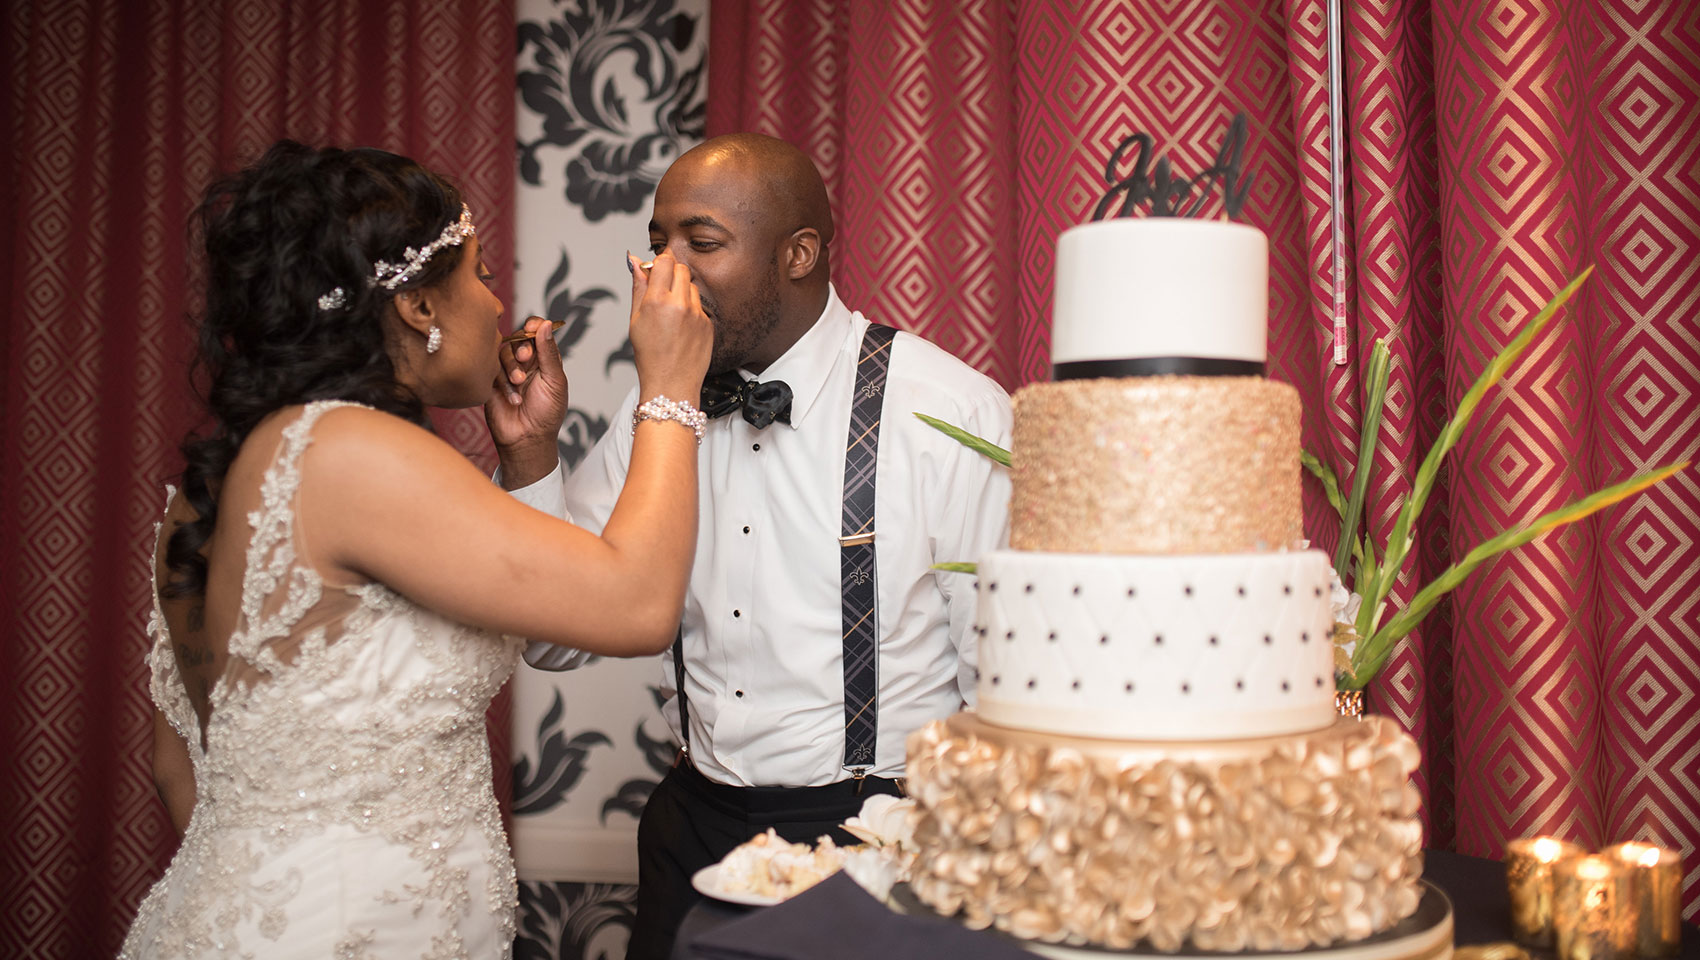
493,132,1011,960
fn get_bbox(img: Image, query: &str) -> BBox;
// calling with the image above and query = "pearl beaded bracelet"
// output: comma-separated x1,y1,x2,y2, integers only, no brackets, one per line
632,395,707,443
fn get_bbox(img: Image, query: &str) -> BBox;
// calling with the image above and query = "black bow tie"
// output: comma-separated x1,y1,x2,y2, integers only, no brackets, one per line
700,371,794,429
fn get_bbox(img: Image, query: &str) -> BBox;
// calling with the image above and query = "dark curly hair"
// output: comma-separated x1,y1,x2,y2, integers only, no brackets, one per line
167,140,470,597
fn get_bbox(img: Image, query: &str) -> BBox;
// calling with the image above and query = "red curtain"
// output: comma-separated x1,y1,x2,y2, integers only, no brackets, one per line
0,1,514,956
707,0,1023,387
1292,0,1700,904
707,0,1700,915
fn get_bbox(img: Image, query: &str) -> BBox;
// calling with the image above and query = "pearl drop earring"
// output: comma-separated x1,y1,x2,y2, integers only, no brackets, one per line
426,326,443,354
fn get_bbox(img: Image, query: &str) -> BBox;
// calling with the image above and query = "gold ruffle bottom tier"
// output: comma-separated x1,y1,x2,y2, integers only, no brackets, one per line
905,712,1424,952
1010,377,1303,553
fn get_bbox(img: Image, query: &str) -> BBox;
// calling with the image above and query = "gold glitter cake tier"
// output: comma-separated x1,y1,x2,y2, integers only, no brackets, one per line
904,711,1424,952
1010,376,1303,553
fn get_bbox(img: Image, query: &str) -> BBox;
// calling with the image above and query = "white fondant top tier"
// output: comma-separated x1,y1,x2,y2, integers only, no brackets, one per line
1052,218,1268,366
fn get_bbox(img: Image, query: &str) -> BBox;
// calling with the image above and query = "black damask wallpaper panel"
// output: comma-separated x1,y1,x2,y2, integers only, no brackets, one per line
518,881,638,960
512,2,705,956
516,1,706,471
518,0,706,222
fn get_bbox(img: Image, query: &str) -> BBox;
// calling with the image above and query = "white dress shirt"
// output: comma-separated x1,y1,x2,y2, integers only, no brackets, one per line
516,286,1012,786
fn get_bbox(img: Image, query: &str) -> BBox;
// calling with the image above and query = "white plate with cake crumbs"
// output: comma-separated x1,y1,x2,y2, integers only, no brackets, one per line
692,828,852,905
693,796,917,906
691,864,787,907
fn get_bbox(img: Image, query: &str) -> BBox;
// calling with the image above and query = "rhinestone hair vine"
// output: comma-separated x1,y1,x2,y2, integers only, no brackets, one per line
314,204,476,312
370,204,477,291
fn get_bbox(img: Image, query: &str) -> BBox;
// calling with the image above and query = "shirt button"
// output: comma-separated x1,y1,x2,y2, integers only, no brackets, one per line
752,442,761,451
742,525,751,534
733,609,742,618
735,690,745,698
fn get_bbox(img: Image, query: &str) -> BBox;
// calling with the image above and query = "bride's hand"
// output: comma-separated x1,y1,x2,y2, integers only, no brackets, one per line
485,316,568,489
628,251,712,404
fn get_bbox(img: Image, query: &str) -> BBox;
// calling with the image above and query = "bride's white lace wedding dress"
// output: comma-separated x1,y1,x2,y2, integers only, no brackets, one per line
122,402,525,959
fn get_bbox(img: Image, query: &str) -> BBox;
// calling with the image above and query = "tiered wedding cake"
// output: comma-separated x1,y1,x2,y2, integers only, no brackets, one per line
904,218,1425,952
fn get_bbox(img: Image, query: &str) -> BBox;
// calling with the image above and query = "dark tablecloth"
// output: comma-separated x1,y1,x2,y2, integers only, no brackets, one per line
673,849,1698,960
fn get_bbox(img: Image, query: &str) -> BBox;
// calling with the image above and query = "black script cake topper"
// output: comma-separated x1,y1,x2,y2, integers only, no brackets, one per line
1091,113,1254,221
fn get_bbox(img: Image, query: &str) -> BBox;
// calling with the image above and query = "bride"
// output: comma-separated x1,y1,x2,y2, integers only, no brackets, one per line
121,141,711,958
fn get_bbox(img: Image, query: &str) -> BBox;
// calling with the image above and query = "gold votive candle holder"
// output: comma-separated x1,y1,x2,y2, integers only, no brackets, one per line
1335,689,1365,718
1603,841,1683,958
1507,836,1586,948
1555,854,1637,960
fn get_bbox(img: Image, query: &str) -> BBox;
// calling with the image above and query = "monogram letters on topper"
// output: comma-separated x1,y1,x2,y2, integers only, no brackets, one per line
1091,113,1255,221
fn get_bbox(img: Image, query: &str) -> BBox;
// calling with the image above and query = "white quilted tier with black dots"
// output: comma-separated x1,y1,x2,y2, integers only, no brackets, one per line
973,549,1337,740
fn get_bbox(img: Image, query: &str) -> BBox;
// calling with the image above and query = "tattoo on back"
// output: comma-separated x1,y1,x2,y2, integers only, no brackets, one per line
175,643,213,668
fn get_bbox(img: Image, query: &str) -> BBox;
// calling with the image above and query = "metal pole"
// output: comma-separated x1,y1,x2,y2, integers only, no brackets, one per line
1328,0,1349,365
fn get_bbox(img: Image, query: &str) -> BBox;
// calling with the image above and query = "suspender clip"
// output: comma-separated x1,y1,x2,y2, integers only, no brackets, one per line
852,767,868,794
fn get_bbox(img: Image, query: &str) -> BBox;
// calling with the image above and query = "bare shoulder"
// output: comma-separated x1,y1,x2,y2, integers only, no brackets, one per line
307,402,433,440
291,404,516,580
156,487,198,568
303,404,472,476
293,404,500,530
227,403,441,477
153,491,197,591
162,485,199,530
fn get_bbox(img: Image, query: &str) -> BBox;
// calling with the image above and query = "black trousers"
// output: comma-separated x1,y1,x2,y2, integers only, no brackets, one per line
627,760,904,960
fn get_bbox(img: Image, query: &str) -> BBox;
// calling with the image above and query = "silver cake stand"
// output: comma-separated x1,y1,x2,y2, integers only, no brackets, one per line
888,880,1454,960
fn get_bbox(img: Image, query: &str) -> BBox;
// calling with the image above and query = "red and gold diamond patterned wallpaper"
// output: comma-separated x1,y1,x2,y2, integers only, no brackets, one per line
708,0,1700,915
1,1,514,955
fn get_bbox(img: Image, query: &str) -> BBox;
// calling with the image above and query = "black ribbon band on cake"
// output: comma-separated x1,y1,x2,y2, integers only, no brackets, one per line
1053,357,1265,380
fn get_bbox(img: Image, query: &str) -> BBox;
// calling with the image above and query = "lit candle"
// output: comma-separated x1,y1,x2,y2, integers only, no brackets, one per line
1554,854,1636,960
1506,836,1585,948
1603,842,1683,958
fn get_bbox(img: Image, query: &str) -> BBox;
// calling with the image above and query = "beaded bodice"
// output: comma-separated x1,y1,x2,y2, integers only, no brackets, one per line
128,401,523,959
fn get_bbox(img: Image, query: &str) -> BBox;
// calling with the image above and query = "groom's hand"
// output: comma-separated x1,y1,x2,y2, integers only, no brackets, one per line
486,316,567,490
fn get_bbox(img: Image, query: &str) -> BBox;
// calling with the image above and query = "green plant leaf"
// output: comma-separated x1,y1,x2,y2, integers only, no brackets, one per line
915,413,1011,467
1356,532,1377,596
1301,450,1347,523
1358,268,1594,640
1343,460,1687,688
1301,451,1375,581
932,561,979,574
1335,341,1391,580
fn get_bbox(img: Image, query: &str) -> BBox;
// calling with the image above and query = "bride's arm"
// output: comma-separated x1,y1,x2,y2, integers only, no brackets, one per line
300,404,699,656
150,707,195,838
300,256,710,657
